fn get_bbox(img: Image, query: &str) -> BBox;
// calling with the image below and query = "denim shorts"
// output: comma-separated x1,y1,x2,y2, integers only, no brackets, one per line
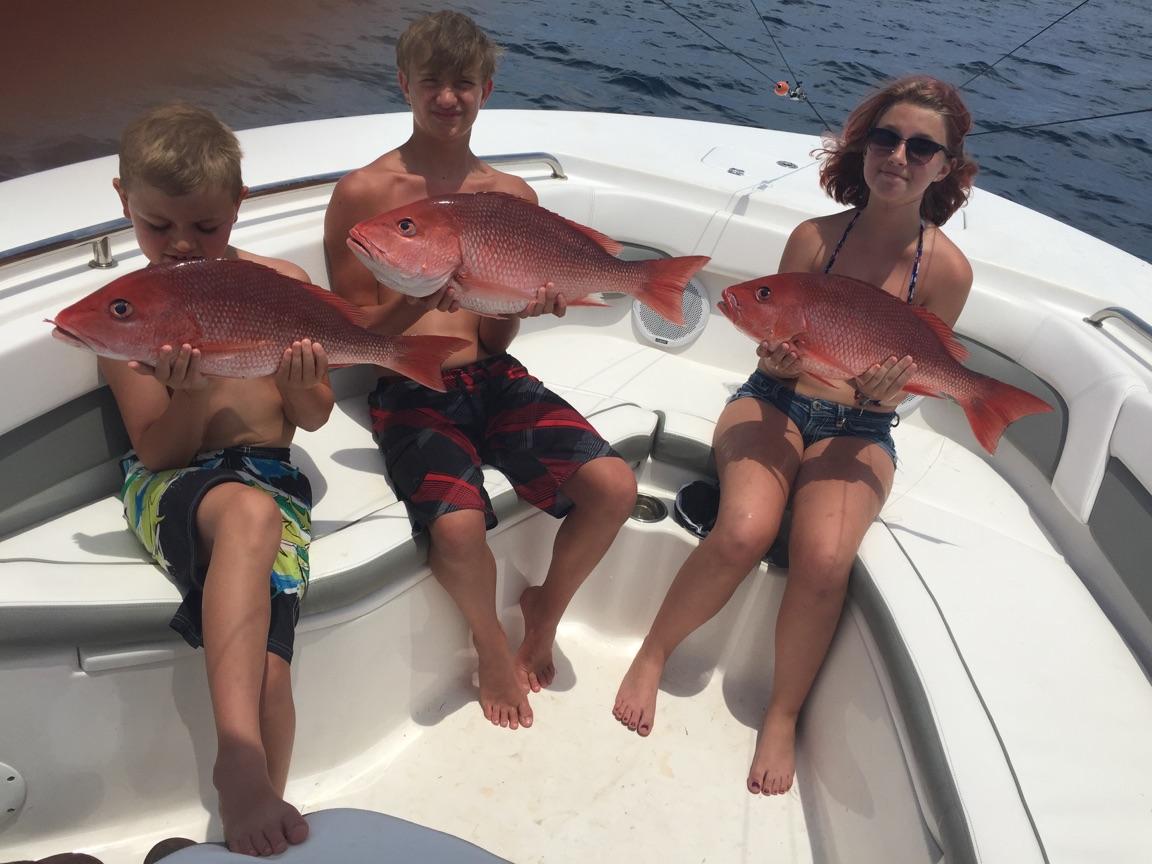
728,369,898,465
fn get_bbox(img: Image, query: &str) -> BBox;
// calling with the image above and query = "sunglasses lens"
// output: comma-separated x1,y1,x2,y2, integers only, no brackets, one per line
868,128,945,164
868,128,901,151
906,138,943,163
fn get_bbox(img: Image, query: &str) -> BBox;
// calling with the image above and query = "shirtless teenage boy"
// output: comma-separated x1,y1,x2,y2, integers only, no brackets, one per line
324,11,636,730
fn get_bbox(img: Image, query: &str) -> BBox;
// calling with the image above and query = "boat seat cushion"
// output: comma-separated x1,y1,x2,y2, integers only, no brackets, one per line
0,388,657,647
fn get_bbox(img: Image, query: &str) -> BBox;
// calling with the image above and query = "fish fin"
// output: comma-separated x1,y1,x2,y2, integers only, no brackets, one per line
385,335,471,392
910,306,968,362
956,375,1053,454
901,381,943,398
635,255,710,327
450,272,529,317
567,295,612,308
296,282,370,328
557,217,624,256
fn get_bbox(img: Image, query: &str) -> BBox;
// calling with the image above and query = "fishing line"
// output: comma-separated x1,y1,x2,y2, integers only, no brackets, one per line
968,106,1152,137
650,0,831,131
747,0,833,131
959,0,1092,90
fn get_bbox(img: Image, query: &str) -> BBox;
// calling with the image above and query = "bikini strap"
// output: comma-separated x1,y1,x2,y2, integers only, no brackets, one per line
823,209,861,274
907,218,925,304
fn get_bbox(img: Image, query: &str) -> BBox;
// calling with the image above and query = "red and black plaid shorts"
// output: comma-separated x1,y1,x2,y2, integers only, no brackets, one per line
369,353,617,530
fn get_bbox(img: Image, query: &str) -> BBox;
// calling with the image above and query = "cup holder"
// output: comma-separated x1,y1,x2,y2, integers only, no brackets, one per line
630,493,668,523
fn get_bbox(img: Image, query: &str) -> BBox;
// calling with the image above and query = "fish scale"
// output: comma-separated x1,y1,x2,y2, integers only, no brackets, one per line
51,259,468,391
720,272,1052,453
348,192,709,326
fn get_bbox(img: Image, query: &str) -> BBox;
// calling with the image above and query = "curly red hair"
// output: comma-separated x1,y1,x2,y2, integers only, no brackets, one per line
818,76,978,225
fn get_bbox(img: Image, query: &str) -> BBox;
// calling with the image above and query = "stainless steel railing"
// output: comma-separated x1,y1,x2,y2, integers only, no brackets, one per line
1084,307,1152,348
0,152,567,270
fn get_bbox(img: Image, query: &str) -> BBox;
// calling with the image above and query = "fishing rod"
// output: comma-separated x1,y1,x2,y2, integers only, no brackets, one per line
650,0,832,131
968,106,1152,137
959,0,1092,90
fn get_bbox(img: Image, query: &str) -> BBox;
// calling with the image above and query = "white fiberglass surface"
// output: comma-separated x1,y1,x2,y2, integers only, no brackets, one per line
0,512,820,864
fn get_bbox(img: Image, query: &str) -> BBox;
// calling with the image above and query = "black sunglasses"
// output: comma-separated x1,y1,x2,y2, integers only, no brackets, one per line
865,127,950,165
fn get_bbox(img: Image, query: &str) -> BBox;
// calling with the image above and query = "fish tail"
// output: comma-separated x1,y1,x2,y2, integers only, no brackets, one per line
634,255,710,327
378,335,470,392
958,376,1053,454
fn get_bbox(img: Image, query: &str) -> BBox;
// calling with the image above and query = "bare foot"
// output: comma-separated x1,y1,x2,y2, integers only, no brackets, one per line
515,586,557,692
477,638,534,729
612,645,664,736
214,748,310,856
747,709,797,795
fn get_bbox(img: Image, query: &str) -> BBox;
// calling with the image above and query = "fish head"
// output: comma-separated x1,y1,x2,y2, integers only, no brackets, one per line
50,268,199,363
719,275,807,343
347,199,462,297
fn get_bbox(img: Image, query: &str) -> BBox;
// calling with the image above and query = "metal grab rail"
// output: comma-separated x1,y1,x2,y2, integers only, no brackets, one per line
0,152,567,270
1084,307,1152,348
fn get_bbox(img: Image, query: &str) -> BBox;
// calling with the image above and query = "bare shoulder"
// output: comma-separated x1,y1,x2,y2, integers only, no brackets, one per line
485,170,538,204
918,225,974,326
779,212,848,273
466,160,538,204
330,154,419,218
235,249,311,283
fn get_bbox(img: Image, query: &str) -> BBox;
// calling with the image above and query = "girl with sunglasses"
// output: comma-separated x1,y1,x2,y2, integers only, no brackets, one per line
613,76,977,796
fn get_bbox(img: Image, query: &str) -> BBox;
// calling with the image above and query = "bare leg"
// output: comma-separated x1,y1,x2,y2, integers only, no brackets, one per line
197,484,308,856
614,397,803,736
516,456,636,691
260,654,295,795
428,509,533,729
747,436,895,795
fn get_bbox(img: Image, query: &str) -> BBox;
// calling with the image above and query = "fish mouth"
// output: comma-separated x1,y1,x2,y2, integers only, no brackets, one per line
718,290,740,317
48,320,95,350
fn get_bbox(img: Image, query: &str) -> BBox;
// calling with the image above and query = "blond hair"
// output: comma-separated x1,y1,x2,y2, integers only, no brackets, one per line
118,103,244,199
396,10,501,81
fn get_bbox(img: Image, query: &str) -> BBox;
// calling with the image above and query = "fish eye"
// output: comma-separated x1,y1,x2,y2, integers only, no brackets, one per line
397,218,417,236
755,286,771,301
109,299,134,319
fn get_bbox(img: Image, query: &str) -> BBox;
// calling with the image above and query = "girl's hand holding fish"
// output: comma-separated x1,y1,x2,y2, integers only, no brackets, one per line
852,355,917,406
275,339,329,391
756,339,802,378
130,343,209,391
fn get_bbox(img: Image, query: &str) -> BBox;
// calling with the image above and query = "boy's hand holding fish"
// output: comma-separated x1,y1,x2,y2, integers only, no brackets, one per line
128,342,210,390
274,339,330,392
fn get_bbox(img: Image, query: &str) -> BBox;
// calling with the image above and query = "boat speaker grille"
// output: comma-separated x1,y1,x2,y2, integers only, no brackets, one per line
632,278,708,348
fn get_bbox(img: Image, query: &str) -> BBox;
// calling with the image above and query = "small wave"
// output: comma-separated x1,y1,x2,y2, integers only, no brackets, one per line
606,72,684,100
1008,56,1075,76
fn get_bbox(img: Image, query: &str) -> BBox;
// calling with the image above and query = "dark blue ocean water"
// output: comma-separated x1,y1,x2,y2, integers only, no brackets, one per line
3,0,1150,263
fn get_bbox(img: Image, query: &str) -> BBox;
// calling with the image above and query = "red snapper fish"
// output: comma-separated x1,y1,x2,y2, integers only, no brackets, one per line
50,259,468,391
347,191,709,326
719,272,1053,453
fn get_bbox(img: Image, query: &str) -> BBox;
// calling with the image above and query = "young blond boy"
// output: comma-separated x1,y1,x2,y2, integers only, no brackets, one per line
104,103,328,856
324,11,636,730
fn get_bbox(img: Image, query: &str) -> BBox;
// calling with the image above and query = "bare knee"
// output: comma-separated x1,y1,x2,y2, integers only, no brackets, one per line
201,484,282,549
707,519,779,573
790,546,853,601
428,510,490,561
567,457,637,520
